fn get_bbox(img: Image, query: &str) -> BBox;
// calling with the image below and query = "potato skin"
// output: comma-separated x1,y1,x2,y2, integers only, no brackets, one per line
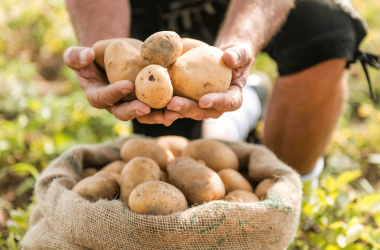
73,171,119,201
166,157,202,174
224,190,260,203
255,178,275,200
82,168,97,178
168,158,225,204
92,38,143,69
101,160,126,174
159,170,168,182
169,46,232,101
104,40,145,101
180,38,208,56
155,136,189,157
135,65,173,109
129,181,188,215
218,169,254,194
140,31,183,68
120,138,169,170
120,157,161,204
182,140,239,172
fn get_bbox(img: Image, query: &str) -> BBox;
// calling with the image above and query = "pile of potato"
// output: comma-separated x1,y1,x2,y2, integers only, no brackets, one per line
73,137,276,215
92,32,232,108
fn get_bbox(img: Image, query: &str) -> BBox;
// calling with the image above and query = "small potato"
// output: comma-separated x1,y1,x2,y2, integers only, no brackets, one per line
155,135,189,157
105,40,145,101
120,138,169,170
218,169,254,194
120,157,161,204
135,65,173,109
169,46,232,101
182,140,239,172
180,38,208,56
224,190,260,203
109,172,121,185
159,170,168,182
82,168,97,178
140,31,183,68
129,181,188,215
255,179,275,200
92,38,143,69
169,158,225,204
101,160,126,174
73,171,119,201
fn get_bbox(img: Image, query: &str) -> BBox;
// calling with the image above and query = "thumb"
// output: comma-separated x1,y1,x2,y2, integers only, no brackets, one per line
223,43,253,69
63,46,95,70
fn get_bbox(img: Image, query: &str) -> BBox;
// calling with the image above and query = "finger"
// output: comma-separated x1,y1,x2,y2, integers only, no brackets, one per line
63,46,95,70
223,43,253,69
136,109,174,126
85,80,135,108
199,85,242,112
167,96,222,120
107,99,151,121
164,110,183,122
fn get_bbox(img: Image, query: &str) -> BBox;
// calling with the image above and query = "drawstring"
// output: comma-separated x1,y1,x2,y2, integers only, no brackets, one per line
357,52,380,104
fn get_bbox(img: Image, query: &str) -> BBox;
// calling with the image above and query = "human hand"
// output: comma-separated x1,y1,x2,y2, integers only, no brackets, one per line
164,42,254,121
63,46,174,126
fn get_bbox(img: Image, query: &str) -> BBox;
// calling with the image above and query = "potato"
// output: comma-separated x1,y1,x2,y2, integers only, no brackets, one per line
169,46,232,101
73,171,119,201
120,157,161,204
135,65,173,109
180,38,208,56
224,190,260,203
82,168,97,178
92,38,143,69
166,156,205,173
109,172,121,185
218,169,254,194
159,170,168,182
140,31,182,68
182,140,239,172
104,40,145,101
168,158,225,204
120,138,169,170
101,160,126,174
155,135,189,157
129,181,188,215
255,179,275,200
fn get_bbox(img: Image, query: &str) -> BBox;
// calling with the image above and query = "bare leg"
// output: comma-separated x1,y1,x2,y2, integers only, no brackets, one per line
263,59,348,175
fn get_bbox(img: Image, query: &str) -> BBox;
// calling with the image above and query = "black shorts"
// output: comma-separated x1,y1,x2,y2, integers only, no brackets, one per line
130,0,367,139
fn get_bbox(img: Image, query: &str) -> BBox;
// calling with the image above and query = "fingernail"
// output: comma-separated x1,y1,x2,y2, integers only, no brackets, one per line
172,106,182,112
80,49,89,64
135,110,145,116
203,102,213,108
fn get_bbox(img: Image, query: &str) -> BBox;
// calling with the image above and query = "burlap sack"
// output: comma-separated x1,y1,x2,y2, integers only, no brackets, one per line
22,136,302,250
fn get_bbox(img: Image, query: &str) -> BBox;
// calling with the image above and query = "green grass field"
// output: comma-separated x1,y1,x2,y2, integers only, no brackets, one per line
0,0,379,249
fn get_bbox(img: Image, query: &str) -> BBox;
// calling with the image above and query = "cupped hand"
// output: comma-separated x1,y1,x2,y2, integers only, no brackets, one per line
165,42,254,121
63,46,174,126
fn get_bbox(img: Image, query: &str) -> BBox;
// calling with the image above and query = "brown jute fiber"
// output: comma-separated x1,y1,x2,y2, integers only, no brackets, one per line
22,136,302,249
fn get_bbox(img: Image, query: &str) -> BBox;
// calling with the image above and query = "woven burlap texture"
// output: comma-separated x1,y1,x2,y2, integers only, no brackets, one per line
22,136,302,250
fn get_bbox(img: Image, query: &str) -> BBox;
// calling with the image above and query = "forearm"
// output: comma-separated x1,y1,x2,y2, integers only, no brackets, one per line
215,0,294,56
65,0,131,47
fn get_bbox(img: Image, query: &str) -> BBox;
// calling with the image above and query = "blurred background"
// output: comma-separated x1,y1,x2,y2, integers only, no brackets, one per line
0,0,379,249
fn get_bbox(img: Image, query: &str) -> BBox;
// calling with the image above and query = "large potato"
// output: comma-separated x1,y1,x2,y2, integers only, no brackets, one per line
169,46,232,101
101,160,126,174
129,181,188,215
166,157,205,173
92,38,143,69
168,158,225,204
180,38,208,56
182,140,239,172
155,135,189,157
120,138,169,169
140,31,182,68
120,157,161,204
218,169,254,194
104,40,145,101
73,171,119,201
255,178,275,200
135,65,173,109
224,190,260,203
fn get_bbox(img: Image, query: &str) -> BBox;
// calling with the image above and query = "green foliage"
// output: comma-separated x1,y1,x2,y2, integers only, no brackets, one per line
0,0,379,249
